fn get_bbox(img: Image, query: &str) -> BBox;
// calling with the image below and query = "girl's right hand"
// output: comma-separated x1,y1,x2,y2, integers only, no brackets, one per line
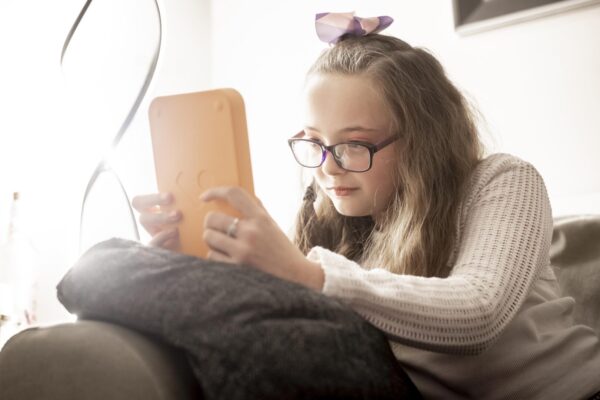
131,192,182,250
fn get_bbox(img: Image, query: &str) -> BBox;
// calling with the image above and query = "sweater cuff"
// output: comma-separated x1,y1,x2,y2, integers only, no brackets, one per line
306,246,362,301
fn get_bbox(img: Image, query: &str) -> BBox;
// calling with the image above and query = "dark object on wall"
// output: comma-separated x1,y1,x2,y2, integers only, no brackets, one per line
453,0,600,35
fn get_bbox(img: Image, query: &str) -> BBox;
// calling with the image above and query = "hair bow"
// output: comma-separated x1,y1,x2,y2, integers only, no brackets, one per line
315,12,393,45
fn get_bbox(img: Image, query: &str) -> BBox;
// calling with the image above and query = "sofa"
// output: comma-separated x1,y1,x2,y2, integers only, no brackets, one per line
0,215,598,400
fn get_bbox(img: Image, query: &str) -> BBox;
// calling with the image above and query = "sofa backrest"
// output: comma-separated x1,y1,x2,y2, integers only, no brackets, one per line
550,215,600,334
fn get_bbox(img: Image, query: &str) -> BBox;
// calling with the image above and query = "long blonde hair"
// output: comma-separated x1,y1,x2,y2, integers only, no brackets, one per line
293,35,484,277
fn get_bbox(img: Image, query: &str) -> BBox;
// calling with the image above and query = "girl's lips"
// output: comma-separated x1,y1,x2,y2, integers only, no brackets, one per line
328,187,358,196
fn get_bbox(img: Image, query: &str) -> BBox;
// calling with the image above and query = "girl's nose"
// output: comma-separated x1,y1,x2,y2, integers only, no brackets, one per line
320,150,344,176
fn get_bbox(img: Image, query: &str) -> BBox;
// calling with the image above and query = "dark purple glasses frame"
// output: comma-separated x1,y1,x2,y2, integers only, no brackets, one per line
287,130,399,172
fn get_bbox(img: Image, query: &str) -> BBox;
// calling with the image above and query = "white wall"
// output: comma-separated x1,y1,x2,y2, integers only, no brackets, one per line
208,0,600,222
0,0,211,324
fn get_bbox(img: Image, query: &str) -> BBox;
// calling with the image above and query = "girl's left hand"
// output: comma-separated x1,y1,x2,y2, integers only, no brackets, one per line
199,187,324,291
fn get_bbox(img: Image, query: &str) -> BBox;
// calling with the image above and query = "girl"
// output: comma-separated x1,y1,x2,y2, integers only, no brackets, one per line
132,12,600,399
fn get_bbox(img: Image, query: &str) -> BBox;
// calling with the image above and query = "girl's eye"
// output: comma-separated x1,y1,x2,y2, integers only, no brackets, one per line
347,143,365,149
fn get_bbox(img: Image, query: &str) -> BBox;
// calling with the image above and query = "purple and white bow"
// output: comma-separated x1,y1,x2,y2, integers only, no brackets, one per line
315,12,394,45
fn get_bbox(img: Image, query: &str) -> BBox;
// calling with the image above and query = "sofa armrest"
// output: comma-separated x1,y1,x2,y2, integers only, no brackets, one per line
0,320,202,400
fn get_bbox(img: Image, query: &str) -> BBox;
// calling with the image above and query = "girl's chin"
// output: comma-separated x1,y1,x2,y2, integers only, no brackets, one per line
331,201,371,218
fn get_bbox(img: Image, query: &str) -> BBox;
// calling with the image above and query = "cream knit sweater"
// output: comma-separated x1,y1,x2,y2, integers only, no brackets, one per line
307,153,600,399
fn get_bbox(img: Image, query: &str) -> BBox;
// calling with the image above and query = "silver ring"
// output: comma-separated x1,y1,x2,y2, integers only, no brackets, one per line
226,217,240,238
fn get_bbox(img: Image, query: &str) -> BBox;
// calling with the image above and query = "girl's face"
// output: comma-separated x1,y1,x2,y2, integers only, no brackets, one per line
302,73,399,219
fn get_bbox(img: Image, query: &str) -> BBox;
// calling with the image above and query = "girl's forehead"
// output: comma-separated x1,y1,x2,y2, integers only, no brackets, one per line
303,73,392,133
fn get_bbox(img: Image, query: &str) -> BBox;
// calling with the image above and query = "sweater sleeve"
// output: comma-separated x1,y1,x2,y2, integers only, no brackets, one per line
307,155,554,355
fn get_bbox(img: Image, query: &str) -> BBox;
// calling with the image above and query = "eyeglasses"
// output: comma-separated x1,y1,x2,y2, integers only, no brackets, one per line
287,131,399,173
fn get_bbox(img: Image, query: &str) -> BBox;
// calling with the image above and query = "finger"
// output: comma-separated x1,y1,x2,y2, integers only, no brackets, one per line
206,249,233,264
132,192,173,212
139,210,182,236
204,211,239,234
139,210,181,227
161,236,180,251
200,187,260,218
149,228,178,247
203,227,239,256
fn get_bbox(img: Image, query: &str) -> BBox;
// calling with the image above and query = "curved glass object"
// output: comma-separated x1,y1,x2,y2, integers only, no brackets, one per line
61,0,162,252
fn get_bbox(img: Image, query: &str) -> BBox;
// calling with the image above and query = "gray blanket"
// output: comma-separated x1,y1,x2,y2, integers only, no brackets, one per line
57,238,421,400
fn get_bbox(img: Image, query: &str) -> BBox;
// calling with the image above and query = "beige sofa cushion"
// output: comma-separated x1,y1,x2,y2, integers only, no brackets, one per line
550,215,600,333
0,320,200,400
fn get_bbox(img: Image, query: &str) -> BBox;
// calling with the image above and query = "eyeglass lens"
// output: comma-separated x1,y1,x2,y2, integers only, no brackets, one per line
291,140,371,172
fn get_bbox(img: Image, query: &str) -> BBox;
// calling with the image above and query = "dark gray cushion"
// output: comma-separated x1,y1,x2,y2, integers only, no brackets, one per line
56,238,421,400
550,215,600,333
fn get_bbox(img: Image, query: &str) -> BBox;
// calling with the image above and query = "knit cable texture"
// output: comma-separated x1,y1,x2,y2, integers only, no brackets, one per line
307,153,553,355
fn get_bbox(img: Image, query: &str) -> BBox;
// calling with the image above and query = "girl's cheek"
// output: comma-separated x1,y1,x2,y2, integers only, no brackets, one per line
313,169,323,183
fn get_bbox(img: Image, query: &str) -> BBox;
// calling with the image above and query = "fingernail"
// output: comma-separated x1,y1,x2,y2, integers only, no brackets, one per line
161,193,171,202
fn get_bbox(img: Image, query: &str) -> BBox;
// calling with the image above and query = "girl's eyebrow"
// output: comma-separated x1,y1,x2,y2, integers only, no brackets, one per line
304,125,378,134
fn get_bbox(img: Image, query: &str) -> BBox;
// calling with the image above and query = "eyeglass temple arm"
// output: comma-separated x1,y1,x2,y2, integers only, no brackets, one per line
373,135,399,152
